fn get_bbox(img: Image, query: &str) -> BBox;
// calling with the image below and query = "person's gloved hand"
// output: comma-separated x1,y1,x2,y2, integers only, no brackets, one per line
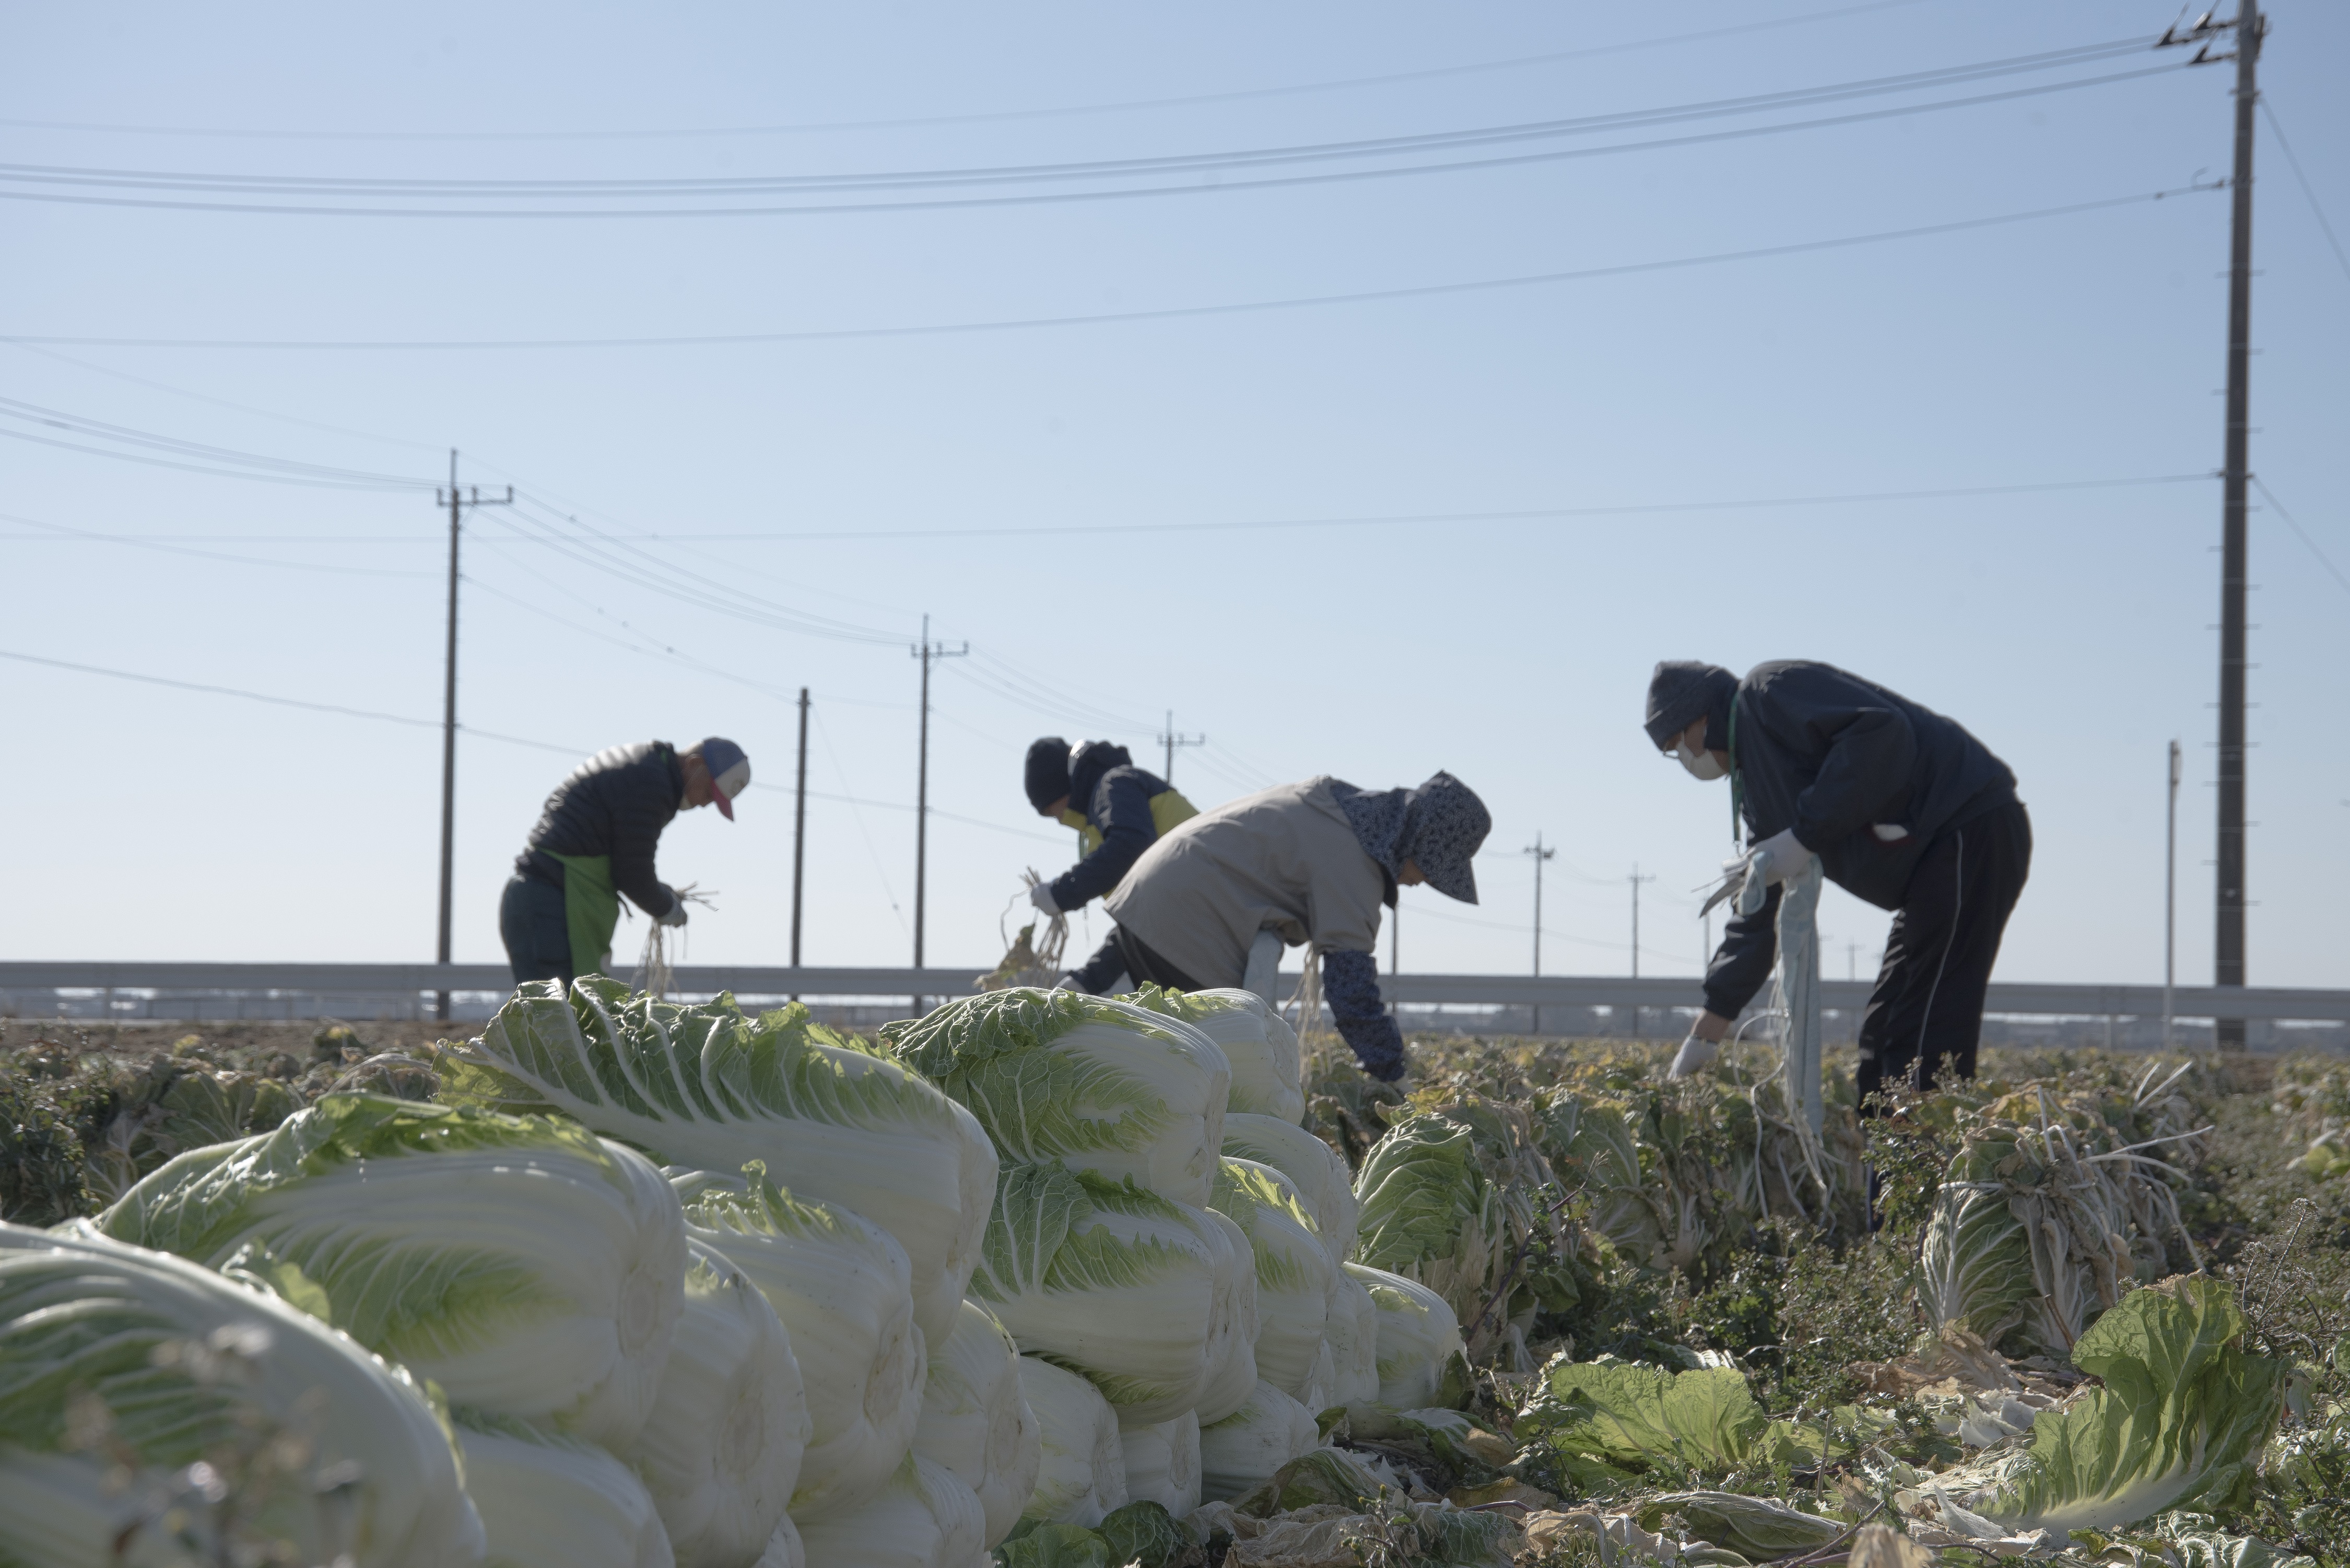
1356,1043,1407,1083
1028,881,1061,917
1668,1031,1720,1079
655,895,689,928
1752,827,1814,885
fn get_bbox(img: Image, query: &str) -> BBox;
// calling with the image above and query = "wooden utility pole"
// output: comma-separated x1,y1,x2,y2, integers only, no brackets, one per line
2164,3,2263,1048
911,616,967,1010
431,450,511,1022
1524,835,1554,1034
791,687,809,978
1156,711,1204,783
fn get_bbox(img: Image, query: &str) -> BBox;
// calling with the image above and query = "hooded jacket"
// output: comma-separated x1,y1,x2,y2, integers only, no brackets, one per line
1046,742,1197,911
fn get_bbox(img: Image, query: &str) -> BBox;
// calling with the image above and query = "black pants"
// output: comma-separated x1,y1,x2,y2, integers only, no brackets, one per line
1857,800,2032,1101
499,873,573,989
1113,925,1204,993
1063,932,1130,995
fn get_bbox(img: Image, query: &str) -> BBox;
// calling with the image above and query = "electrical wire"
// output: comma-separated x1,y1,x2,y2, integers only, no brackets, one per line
2251,477,2350,600
2,341,447,449
0,62,2190,218
0,1,1930,142
810,703,909,933
0,509,437,580
2258,97,2350,289
0,393,437,488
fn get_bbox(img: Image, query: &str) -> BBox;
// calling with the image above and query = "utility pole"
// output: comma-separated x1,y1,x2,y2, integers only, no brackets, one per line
1156,711,1204,784
431,450,511,1023
1524,835,1554,1035
911,615,968,1011
2163,2,2263,1050
2165,738,2182,1049
1628,863,1655,1038
791,688,809,986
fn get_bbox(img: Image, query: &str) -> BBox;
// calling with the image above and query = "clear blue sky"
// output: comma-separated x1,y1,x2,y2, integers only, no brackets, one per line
5,1,2345,992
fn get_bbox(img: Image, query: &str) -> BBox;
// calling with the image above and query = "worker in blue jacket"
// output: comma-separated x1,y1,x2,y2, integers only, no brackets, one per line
1023,737,1198,993
1644,661,2030,1100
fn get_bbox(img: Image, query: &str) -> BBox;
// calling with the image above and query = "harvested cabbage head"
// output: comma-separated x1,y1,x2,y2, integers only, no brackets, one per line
672,1165,924,1524
1019,1355,1130,1528
1325,1268,1384,1411
457,1414,675,1568
753,1517,803,1568
912,1299,1041,1548
1119,1411,1202,1516
457,980,995,1347
1344,1263,1470,1411
625,1238,808,1568
1197,1381,1319,1504
94,1093,685,1447
1193,1207,1260,1427
1221,1113,1358,1263
1207,1158,1334,1407
882,988,1230,1206
1127,985,1303,1124
793,1453,986,1568
967,1161,1228,1425
0,1222,484,1568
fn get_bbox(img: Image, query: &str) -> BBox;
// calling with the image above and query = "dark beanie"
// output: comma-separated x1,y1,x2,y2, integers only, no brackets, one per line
1643,662,1737,749
1024,737,1073,810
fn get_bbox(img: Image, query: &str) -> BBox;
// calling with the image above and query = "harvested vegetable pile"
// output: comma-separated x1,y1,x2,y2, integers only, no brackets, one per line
2,998,2345,1568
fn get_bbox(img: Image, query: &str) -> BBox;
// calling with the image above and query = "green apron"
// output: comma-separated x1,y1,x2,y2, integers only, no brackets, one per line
543,850,620,980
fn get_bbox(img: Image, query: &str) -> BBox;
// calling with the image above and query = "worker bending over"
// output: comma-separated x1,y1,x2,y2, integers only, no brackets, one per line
500,737,750,988
1024,737,1197,993
1100,771,1490,1082
1646,661,2028,1100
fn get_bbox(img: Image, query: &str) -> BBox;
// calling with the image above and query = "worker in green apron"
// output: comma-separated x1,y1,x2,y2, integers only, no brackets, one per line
499,737,750,988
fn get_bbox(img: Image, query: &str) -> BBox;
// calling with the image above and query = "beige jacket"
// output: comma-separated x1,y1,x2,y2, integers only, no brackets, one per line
1101,776,1388,988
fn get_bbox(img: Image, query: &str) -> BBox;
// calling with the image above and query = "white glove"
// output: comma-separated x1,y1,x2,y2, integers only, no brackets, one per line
1028,881,1061,917
655,895,689,928
1668,1032,1720,1080
1752,827,1814,886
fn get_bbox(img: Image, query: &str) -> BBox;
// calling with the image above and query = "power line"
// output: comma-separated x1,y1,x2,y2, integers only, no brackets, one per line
0,393,436,487
0,509,436,579
2257,96,2350,288
0,62,2190,218
3,183,2218,350
2251,477,2350,599
0,1,1930,142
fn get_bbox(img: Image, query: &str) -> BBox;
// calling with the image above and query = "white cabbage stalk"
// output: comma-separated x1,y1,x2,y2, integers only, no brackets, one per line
883,989,1231,1206
673,1168,925,1523
1134,987,1303,1124
625,1239,808,1568
1193,1208,1261,1426
1221,1113,1359,1263
462,980,996,1347
794,1453,986,1568
457,1416,675,1568
95,1093,685,1448
1297,1340,1336,1417
1018,1356,1129,1528
753,1518,803,1568
1197,1381,1320,1504
967,1161,1228,1425
1344,1263,1465,1410
0,1223,484,1568
912,1300,1042,1548
1208,1158,1335,1408
1325,1267,1384,1410
1119,1411,1202,1516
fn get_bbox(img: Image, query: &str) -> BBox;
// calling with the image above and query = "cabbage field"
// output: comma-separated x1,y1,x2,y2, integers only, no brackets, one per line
3,991,2348,1568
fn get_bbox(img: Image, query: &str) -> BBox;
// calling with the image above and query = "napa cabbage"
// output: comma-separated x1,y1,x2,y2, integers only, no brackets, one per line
1221,1113,1358,1262
1118,1411,1201,1516
93,1093,685,1447
966,1161,1229,1425
911,1299,1041,1548
623,1238,807,1568
1193,1206,1261,1426
882,988,1230,1206
1344,1263,1471,1411
1206,1158,1334,1408
0,1222,484,1568
1197,1380,1320,1504
1325,1267,1383,1410
1127,985,1303,1124
1019,1355,1130,1528
671,1165,924,1523
793,1452,986,1568
456,1414,674,1568
455,980,995,1347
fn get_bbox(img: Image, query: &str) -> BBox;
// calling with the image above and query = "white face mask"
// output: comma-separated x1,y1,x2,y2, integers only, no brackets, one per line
1675,737,1726,781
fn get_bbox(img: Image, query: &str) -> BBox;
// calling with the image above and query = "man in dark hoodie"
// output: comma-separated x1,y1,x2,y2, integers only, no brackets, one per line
1023,737,1198,994
500,737,750,988
1644,662,2029,1100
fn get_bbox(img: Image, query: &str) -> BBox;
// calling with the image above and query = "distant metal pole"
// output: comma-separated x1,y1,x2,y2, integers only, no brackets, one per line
1155,710,1204,784
429,452,511,1021
791,688,809,984
910,616,968,1012
1628,863,1656,1037
2165,738,2181,1048
1523,835,1554,1034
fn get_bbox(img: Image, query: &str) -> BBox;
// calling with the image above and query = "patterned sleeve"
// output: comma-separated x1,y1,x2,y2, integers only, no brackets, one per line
1321,948,1405,1081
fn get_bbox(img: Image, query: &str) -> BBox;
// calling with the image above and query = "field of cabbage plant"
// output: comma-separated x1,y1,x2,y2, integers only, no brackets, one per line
3,989,2349,1568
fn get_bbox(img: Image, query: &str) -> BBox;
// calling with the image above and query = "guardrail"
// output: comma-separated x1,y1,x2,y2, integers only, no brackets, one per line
3,962,2345,1022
